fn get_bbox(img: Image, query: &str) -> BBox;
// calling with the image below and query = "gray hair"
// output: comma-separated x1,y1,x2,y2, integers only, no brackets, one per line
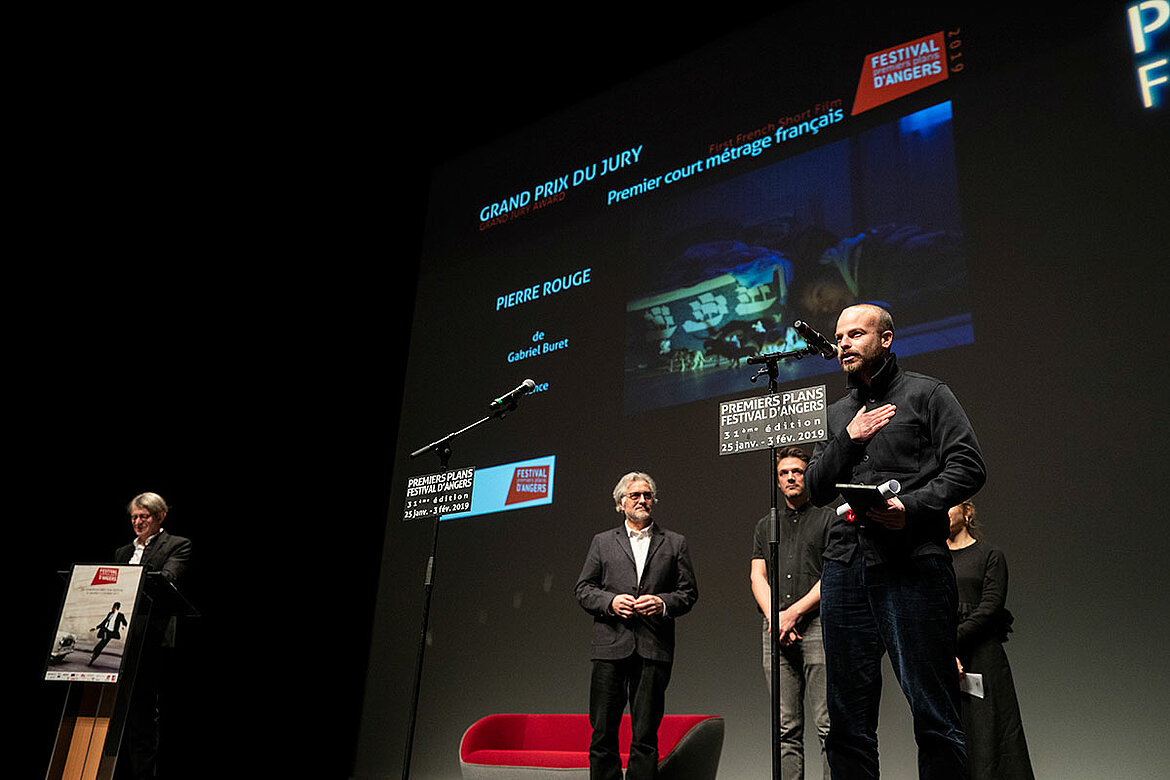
127,492,169,519
613,472,657,511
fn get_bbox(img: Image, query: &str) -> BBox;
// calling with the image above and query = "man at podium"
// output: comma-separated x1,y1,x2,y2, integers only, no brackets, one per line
115,492,192,780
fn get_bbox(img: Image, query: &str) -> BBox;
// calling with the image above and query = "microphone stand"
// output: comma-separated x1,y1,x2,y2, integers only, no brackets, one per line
746,342,820,780
401,398,523,779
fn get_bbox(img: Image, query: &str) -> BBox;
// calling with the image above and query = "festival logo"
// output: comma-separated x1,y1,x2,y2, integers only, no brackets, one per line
435,455,556,520
505,465,550,505
853,32,949,115
91,567,120,586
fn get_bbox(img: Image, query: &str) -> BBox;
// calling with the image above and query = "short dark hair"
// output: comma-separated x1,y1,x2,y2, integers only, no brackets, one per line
775,445,810,464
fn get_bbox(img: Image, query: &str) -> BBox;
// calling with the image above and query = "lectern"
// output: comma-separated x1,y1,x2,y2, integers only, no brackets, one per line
44,564,197,780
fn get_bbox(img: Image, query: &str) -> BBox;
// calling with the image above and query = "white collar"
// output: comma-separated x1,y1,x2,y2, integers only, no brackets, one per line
133,531,161,550
626,522,654,540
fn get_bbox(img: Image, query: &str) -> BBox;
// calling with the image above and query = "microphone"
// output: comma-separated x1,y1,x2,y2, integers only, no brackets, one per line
794,320,838,360
490,379,536,410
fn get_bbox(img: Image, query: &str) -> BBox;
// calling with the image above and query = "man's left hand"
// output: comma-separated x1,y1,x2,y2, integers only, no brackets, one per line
867,496,906,530
633,595,665,616
779,627,802,646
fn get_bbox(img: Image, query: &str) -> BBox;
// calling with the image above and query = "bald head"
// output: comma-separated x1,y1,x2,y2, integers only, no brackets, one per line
842,304,894,335
835,305,894,383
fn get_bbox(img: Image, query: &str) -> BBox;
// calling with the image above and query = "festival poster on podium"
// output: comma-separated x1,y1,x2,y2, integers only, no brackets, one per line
44,564,145,684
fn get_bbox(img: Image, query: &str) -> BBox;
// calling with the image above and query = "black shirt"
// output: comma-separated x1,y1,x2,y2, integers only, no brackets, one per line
951,540,1014,654
751,500,832,615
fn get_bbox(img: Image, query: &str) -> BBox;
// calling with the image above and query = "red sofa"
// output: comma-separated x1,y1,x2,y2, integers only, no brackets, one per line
459,713,724,779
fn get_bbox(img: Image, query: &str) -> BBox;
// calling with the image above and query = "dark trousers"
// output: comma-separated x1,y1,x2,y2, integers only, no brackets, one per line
588,654,672,780
116,642,168,780
820,553,967,780
90,635,113,663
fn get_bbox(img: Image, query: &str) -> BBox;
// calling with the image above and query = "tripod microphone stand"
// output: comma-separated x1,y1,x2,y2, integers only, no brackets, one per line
401,395,527,779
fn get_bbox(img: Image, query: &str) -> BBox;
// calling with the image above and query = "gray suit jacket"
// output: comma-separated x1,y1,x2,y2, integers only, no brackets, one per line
574,522,698,663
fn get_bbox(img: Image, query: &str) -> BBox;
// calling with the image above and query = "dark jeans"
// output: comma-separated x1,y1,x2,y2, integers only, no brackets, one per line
589,655,672,780
820,553,967,780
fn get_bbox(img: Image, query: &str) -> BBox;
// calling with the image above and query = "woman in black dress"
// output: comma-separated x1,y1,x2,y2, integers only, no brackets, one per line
947,500,1036,780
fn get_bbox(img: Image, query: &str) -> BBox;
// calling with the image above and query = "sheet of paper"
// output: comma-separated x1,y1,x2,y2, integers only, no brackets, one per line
959,672,984,699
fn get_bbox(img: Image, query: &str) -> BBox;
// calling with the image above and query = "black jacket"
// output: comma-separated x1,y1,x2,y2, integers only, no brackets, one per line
807,354,986,565
574,522,698,662
94,610,128,639
115,530,193,646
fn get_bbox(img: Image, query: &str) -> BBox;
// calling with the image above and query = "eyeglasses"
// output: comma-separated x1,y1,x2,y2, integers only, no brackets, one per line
625,491,654,501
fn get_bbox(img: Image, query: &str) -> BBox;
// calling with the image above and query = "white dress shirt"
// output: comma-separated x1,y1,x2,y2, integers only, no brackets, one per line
129,533,159,565
626,521,654,582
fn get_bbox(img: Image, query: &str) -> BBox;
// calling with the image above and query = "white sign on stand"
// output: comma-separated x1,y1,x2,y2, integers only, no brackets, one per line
718,384,828,456
403,467,476,520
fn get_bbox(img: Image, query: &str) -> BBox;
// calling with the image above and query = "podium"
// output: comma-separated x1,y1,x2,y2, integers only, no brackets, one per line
44,565,198,780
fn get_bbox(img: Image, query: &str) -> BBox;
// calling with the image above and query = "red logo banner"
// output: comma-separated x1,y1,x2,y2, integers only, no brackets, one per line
505,465,550,505
852,32,949,115
91,567,120,586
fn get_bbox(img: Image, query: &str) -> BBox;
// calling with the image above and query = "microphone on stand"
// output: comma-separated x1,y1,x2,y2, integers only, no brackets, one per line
794,320,839,360
490,379,536,410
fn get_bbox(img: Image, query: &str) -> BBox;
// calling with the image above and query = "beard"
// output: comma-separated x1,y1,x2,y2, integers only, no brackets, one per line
625,507,652,525
841,347,885,377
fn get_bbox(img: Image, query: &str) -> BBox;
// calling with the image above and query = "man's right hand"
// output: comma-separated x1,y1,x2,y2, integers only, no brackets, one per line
847,403,896,441
611,593,637,618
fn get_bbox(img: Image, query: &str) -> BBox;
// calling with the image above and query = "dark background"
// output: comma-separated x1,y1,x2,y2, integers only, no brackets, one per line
23,3,1168,779
22,7,779,779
